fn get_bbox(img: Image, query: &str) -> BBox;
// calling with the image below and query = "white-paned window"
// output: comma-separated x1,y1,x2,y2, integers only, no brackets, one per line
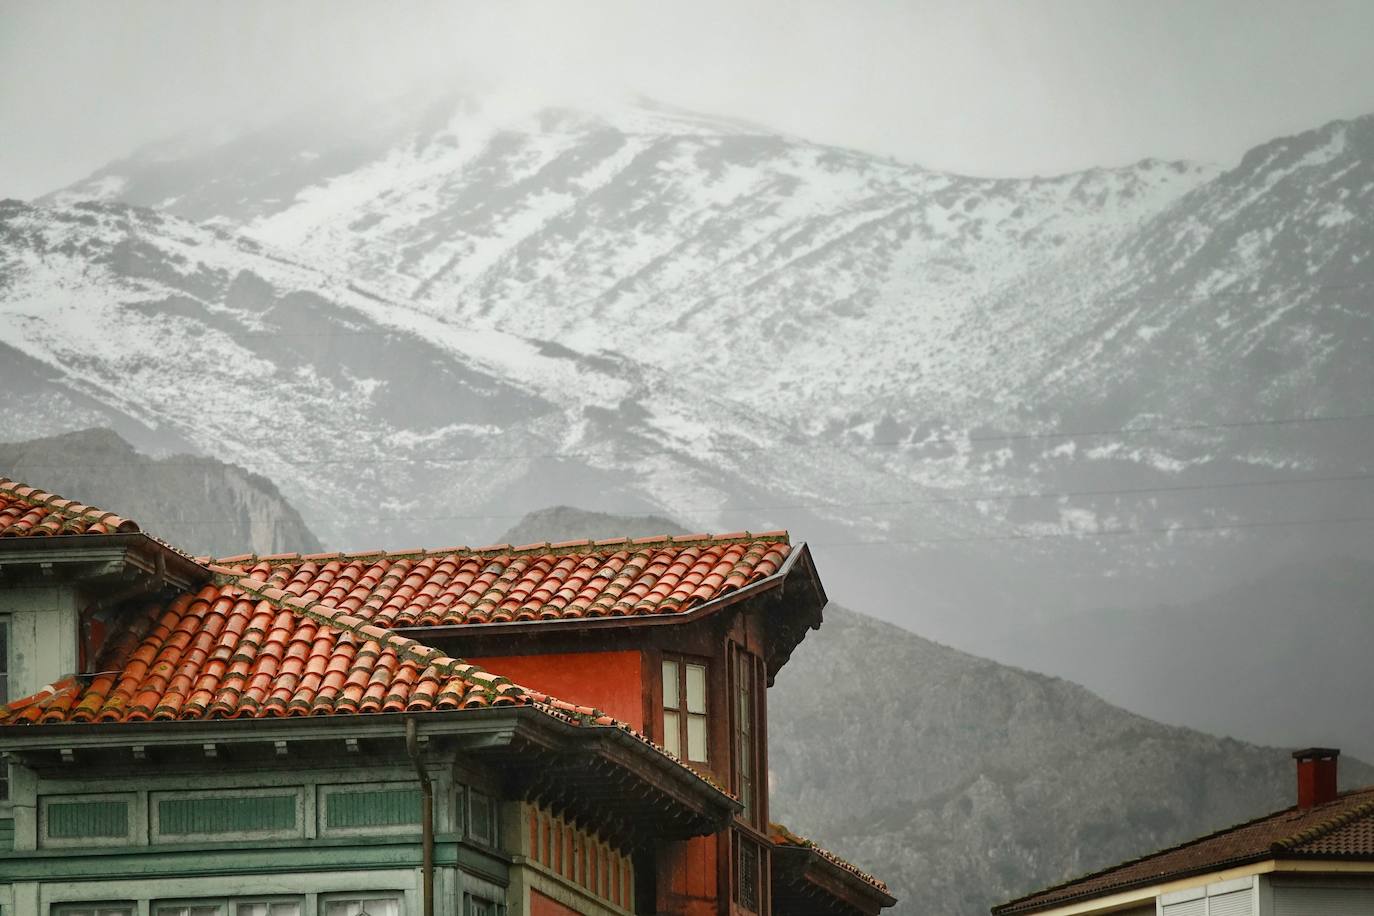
236,904,302,916
54,907,135,916
462,895,507,916
662,656,708,762
323,897,401,916
156,907,222,916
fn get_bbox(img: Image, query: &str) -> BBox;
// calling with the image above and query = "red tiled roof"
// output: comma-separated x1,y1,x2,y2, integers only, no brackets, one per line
996,786,1374,914
770,822,892,896
0,567,609,725
0,478,139,537
210,534,791,627
0,561,739,812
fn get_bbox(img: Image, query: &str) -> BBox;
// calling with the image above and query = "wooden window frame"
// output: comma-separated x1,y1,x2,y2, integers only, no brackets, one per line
153,899,303,916
466,785,498,846
319,894,403,916
731,831,765,914
731,646,764,826
661,654,709,763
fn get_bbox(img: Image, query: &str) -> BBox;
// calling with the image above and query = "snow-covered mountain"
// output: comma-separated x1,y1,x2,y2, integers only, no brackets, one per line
47,95,1222,426
0,196,997,590
10,97,1374,662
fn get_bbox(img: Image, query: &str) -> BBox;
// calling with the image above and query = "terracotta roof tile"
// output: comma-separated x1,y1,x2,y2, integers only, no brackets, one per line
0,478,140,537
996,786,1374,913
207,534,791,629
0,564,738,802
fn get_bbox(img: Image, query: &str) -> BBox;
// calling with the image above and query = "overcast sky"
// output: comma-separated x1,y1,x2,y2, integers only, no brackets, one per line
4,0,1374,198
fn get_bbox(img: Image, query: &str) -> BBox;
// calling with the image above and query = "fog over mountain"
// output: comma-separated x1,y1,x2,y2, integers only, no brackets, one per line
3,94,1372,770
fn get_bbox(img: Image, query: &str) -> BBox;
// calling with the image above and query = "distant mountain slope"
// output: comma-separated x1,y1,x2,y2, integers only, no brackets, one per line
498,504,688,544
497,506,1373,916
769,605,1373,916
0,428,322,556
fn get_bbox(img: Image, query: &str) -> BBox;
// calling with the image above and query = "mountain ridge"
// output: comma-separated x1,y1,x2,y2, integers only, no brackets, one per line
4,97,1371,780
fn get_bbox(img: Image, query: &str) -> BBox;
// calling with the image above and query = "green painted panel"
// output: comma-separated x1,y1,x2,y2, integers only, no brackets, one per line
0,836,509,884
47,799,129,838
327,787,422,829
160,794,296,835
0,815,13,851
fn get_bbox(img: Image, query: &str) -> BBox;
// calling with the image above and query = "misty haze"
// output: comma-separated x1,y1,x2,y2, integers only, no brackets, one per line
1,3,1372,916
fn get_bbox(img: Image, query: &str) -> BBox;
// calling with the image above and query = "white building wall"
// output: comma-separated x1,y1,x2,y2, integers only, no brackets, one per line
1272,882,1374,915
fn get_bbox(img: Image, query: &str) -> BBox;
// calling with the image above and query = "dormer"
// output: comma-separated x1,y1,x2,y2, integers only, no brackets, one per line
0,479,207,708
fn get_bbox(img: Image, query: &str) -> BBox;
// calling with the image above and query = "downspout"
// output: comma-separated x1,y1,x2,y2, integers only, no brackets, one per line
406,717,435,916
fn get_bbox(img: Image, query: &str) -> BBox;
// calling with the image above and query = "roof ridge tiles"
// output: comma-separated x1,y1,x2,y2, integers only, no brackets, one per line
1273,792,1374,851
208,530,792,568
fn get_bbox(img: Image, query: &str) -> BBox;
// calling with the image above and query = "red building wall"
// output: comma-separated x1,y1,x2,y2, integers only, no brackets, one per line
657,834,720,916
530,890,581,916
469,650,646,730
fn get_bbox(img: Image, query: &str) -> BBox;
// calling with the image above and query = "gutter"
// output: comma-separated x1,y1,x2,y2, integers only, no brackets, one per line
0,705,739,819
406,717,435,916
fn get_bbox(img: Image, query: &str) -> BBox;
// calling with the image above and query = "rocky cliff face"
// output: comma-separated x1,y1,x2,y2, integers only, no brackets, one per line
0,427,322,556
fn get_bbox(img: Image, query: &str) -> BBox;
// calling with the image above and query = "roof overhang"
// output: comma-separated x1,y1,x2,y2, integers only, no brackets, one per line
0,532,209,592
992,857,1374,916
0,705,739,842
772,841,898,915
392,542,828,682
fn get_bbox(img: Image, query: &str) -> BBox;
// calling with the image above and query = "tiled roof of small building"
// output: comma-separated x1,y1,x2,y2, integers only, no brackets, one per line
996,786,1374,914
209,534,791,627
0,477,140,537
770,822,892,896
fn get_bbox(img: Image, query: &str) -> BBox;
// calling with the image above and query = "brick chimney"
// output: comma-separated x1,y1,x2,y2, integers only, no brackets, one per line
1293,747,1340,808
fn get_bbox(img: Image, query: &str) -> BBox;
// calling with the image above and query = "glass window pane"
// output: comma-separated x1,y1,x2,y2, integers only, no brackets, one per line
469,788,492,841
662,660,679,709
685,664,706,714
269,906,302,916
663,710,681,756
687,713,707,761
325,900,399,916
